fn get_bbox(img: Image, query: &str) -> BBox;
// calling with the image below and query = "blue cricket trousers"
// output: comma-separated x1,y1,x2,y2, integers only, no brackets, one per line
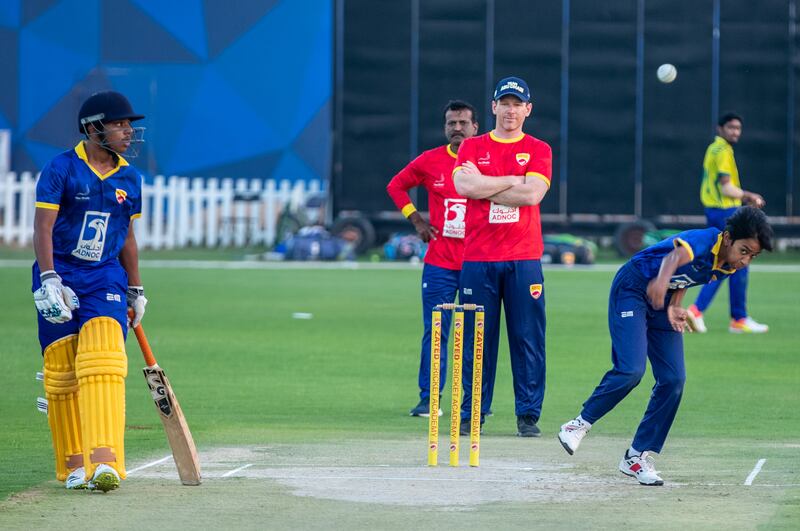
417,263,461,400
580,263,686,453
693,207,748,319
459,260,546,420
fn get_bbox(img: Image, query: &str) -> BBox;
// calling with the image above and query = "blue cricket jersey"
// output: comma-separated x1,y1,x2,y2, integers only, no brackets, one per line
629,228,735,289
35,142,142,268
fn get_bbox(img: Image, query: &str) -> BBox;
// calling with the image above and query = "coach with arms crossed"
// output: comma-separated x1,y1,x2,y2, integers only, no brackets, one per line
453,77,551,437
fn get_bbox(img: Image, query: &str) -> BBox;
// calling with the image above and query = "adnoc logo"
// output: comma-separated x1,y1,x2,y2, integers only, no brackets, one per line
71,211,110,262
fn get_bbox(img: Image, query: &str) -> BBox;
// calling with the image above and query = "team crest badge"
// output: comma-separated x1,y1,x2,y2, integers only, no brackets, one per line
115,188,127,204
516,153,530,165
529,283,543,299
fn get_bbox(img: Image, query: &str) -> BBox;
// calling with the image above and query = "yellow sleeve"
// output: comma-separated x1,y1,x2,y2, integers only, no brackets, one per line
716,148,736,180
673,238,695,262
525,172,551,188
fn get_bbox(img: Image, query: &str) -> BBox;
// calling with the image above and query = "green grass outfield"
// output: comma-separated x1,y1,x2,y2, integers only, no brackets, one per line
1,262,798,528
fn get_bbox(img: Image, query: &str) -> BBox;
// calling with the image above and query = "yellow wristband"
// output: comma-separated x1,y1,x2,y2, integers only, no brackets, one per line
401,204,417,218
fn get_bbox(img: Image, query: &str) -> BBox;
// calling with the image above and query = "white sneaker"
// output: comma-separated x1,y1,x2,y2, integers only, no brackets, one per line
558,418,590,455
87,464,120,492
686,305,707,333
619,451,664,486
729,317,769,334
65,467,88,490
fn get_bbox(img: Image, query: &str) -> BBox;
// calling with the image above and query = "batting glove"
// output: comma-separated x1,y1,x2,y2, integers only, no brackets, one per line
126,286,148,328
33,270,80,324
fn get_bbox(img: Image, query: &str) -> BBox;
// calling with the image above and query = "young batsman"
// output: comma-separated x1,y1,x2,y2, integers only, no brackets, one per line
32,91,148,492
558,206,773,485
453,77,552,437
386,100,479,416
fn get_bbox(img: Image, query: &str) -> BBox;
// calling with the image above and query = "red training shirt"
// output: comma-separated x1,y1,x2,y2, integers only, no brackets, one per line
386,144,466,270
453,131,552,262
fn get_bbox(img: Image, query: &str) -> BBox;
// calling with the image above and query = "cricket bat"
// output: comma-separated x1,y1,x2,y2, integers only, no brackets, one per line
132,320,202,485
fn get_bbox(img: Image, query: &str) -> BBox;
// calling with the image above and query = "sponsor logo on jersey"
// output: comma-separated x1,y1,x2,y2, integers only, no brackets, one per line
115,188,127,204
477,152,491,166
489,202,519,223
530,283,543,299
75,184,90,202
71,211,110,262
433,173,446,188
668,273,696,290
621,310,634,318
516,153,530,165
442,198,467,238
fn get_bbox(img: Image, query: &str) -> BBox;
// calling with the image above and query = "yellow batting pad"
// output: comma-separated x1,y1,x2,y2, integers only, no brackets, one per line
43,335,83,481
76,317,128,479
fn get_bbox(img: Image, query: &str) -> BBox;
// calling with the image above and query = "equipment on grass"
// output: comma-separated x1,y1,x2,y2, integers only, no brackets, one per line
383,233,426,261
428,303,484,467
542,234,596,265
132,318,202,486
657,63,677,83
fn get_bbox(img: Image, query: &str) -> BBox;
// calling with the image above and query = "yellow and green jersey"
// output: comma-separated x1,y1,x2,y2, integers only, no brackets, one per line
700,136,741,208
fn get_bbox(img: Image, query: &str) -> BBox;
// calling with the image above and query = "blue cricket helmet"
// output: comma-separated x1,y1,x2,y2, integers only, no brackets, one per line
78,91,145,133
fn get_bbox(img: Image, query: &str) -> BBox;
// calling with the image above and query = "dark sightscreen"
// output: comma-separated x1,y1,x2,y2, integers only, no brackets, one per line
335,0,799,220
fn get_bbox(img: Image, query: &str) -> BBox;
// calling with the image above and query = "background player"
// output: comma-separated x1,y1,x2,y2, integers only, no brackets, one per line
453,77,552,437
386,100,479,416
558,206,773,485
32,91,148,492
687,113,768,334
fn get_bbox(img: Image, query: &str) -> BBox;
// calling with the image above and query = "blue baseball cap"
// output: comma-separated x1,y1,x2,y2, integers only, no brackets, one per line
493,77,531,102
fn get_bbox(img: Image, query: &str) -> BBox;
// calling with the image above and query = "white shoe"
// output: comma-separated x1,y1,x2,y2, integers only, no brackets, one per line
65,467,88,490
87,464,120,492
558,418,590,455
729,317,769,334
686,305,707,333
619,451,664,486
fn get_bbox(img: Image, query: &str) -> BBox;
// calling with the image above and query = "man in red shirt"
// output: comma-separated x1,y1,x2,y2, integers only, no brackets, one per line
386,100,479,416
453,77,551,437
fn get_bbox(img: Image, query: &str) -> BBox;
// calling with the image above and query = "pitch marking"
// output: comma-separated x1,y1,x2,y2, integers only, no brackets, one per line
127,455,172,474
744,458,766,486
222,463,253,477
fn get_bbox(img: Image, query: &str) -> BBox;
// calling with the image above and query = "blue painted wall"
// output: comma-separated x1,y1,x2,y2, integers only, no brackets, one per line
0,0,332,183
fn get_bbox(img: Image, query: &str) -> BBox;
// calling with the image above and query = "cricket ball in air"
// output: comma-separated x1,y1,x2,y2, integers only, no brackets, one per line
657,63,677,83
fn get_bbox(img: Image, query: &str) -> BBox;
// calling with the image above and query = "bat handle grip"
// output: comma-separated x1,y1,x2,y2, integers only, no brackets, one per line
129,310,158,367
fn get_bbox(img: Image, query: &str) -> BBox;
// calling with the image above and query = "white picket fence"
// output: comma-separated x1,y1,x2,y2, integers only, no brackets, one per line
0,172,324,249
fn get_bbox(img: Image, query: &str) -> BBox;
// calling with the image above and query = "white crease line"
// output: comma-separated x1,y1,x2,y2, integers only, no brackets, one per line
744,458,766,485
127,455,172,475
221,463,253,477
249,475,610,484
